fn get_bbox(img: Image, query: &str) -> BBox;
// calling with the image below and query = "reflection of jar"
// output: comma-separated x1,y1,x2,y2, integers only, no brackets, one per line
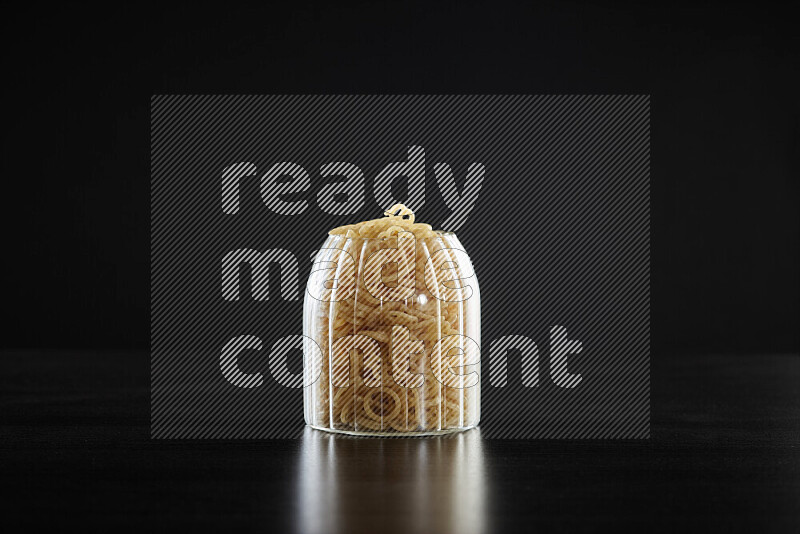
304,231,481,435
297,427,487,534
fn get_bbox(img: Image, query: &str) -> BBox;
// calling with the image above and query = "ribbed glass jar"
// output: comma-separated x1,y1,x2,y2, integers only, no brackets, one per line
303,231,480,436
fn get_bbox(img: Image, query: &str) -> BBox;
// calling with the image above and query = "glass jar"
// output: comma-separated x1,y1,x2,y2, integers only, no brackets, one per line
303,231,480,436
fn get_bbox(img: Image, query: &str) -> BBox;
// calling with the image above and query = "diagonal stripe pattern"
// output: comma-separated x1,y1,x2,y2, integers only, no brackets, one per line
151,95,649,439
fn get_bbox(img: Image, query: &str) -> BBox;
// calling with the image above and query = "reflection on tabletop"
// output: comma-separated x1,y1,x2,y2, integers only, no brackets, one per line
295,427,487,534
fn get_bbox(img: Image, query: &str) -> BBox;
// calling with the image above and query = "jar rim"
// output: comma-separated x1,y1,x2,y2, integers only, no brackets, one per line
326,230,456,239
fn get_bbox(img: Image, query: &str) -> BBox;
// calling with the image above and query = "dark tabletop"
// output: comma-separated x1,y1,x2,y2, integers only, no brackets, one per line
2,351,798,533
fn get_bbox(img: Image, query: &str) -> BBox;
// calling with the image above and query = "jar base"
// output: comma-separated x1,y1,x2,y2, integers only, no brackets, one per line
307,423,477,438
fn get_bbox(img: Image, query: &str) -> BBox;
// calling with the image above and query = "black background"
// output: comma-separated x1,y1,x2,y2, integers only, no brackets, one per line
2,1,797,354
2,2,798,532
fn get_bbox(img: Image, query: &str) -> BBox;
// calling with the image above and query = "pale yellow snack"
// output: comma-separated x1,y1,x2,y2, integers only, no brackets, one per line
306,204,478,434
328,203,436,239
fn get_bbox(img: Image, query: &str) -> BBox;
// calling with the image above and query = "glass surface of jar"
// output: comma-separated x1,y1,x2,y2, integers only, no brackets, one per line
304,231,480,436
